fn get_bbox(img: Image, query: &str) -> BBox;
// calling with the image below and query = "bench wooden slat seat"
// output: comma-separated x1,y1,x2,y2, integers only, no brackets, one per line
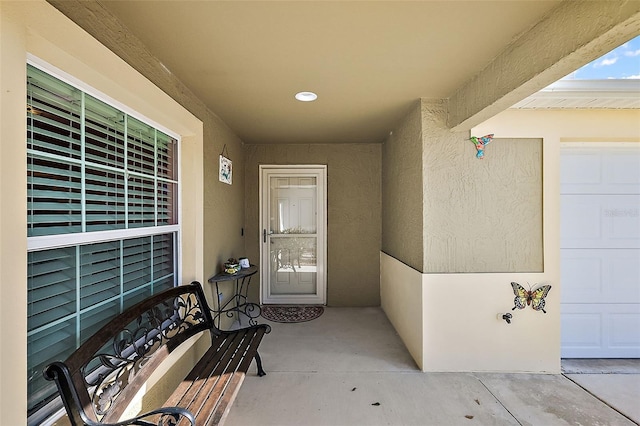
43,281,270,426
168,327,268,426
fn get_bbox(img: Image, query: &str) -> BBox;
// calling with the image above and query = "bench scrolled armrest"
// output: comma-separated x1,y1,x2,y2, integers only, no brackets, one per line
43,362,196,426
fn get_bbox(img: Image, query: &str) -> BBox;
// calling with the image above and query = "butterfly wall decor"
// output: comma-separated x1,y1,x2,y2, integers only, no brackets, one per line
469,134,494,159
511,282,552,313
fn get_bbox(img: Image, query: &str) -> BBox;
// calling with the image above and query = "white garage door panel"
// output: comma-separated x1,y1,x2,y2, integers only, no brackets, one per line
562,249,640,304
561,144,640,358
560,152,601,187
561,146,640,194
561,311,602,349
560,194,640,249
561,304,640,358
610,313,640,349
605,151,640,186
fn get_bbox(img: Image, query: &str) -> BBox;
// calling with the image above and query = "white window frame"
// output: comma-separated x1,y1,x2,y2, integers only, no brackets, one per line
26,55,182,424
27,54,182,250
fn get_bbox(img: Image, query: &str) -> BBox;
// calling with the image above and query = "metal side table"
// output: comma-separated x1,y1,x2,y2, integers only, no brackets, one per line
208,265,261,329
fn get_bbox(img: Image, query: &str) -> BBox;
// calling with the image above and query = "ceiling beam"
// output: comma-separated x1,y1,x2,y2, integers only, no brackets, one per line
46,0,217,124
448,1,640,132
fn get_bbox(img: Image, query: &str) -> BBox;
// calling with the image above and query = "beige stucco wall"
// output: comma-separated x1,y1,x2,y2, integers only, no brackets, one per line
381,254,559,373
381,99,544,273
380,252,426,370
422,100,543,273
426,135,543,272
244,144,382,306
202,114,247,325
0,1,208,422
381,100,558,372
421,272,559,372
203,117,246,275
381,101,424,271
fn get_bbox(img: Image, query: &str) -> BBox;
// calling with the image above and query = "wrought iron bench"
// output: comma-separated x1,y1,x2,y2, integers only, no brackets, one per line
43,281,270,426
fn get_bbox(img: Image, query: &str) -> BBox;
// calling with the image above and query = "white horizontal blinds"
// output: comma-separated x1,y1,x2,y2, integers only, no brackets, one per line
157,131,176,181
84,94,127,231
127,116,155,175
85,167,126,231
27,247,77,416
122,282,152,310
27,247,77,332
158,181,177,225
79,241,120,310
25,63,179,419
157,131,178,226
27,66,83,237
27,159,83,235
123,237,151,292
27,66,82,159
84,94,126,168
27,318,76,411
27,65,178,235
127,117,156,228
26,232,177,413
79,300,120,345
78,241,121,344
128,176,156,228
153,233,175,291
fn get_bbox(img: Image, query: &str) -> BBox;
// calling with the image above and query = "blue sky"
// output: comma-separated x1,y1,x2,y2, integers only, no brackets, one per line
564,35,640,79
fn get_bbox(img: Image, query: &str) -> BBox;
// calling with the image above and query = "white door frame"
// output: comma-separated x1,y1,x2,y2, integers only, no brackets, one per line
259,165,327,305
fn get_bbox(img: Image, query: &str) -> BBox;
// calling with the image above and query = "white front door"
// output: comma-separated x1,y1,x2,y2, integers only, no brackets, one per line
560,143,640,358
260,166,327,305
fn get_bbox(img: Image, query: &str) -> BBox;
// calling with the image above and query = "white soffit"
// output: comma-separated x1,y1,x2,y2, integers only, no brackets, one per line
511,79,640,109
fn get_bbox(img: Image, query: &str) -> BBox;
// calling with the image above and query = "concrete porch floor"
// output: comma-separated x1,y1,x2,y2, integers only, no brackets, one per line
225,307,639,426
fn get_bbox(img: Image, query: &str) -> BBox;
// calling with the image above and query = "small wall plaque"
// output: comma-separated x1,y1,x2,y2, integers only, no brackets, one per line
219,145,232,185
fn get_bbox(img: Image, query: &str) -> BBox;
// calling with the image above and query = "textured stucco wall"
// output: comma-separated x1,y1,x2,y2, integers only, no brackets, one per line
244,144,382,307
381,99,543,274
422,100,543,273
202,116,246,329
202,116,245,274
381,101,424,271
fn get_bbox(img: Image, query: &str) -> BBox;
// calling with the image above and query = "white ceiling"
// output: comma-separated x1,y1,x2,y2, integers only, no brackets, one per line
96,1,592,144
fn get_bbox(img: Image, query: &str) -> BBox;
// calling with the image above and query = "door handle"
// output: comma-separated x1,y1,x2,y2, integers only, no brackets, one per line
263,229,266,243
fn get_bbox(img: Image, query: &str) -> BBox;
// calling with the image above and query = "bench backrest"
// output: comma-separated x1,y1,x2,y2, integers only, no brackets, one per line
43,281,217,425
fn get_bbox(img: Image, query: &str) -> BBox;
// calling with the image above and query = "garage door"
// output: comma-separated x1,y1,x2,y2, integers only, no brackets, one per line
560,143,640,358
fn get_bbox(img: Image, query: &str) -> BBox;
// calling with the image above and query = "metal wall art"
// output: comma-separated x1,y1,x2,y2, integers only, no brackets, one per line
470,134,494,159
511,281,552,313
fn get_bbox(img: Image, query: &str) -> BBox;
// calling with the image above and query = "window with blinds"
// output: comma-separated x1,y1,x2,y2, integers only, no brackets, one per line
26,63,179,421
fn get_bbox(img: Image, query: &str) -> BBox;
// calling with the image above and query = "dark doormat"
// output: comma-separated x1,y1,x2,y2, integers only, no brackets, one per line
261,305,324,323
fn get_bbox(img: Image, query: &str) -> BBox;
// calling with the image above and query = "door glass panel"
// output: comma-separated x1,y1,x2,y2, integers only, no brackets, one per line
269,176,318,296
270,236,317,295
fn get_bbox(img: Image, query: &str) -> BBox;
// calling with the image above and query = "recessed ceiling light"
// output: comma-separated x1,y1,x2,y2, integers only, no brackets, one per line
295,91,318,102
